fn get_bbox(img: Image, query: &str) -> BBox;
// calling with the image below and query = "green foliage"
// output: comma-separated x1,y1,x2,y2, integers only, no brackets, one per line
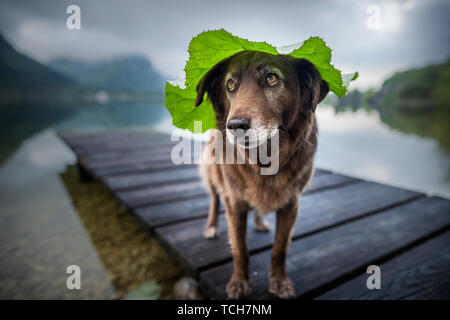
336,59,450,111
288,37,357,97
165,29,357,132
431,60,450,107
331,59,450,152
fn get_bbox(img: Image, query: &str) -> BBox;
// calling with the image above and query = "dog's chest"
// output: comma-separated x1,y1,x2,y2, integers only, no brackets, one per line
226,165,308,214
247,179,299,214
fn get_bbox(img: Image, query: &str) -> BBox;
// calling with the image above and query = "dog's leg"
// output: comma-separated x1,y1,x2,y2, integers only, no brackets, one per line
269,198,298,299
253,211,271,232
203,185,220,239
225,199,251,299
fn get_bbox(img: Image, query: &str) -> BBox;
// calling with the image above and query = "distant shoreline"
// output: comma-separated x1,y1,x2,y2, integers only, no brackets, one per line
0,89,164,104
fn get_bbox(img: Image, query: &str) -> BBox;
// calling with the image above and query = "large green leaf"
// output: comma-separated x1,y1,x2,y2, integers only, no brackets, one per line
165,29,357,132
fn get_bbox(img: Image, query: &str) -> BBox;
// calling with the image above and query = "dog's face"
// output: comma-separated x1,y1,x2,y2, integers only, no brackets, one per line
195,51,329,148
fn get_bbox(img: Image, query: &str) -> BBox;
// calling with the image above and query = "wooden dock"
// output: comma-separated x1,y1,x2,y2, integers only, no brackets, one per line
59,130,450,299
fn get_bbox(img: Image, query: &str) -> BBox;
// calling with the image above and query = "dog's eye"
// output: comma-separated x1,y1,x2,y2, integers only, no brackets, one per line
227,79,236,92
266,73,278,86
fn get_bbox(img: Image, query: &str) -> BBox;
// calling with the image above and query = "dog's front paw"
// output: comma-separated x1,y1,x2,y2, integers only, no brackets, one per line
269,277,295,299
226,279,251,299
203,225,219,239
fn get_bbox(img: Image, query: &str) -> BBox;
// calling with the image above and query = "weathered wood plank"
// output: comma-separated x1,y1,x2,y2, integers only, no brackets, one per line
91,157,332,178
76,136,200,157
199,196,450,299
316,230,450,300
155,181,421,272
76,142,175,156
66,130,332,179
117,180,206,208
103,165,339,193
81,144,175,162
64,137,175,157
95,162,196,177
136,197,224,228
60,132,168,151
73,139,169,151
304,172,356,192
86,153,330,178
60,130,166,144
61,130,162,138
122,172,353,212
83,153,181,171
104,167,200,191
82,146,202,172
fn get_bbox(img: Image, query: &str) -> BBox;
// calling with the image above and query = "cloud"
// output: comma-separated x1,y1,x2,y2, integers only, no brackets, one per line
0,0,449,88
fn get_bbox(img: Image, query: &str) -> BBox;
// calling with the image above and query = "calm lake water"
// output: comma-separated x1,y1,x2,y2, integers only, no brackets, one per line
0,101,448,299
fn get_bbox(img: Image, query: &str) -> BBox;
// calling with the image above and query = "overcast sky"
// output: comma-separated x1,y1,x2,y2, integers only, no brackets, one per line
0,0,449,89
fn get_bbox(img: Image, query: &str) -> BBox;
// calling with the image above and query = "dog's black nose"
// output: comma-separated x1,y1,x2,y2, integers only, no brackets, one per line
227,118,251,131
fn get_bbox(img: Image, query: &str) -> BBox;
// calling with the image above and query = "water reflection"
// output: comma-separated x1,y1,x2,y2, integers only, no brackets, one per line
333,104,450,154
0,101,170,164
315,106,450,197
0,130,116,299
0,101,175,299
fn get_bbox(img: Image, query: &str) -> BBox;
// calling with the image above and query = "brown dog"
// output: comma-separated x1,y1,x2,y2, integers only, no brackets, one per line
195,51,329,299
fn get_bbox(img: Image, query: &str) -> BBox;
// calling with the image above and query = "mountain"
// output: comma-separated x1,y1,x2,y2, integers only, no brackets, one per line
373,59,450,109
48,55,165,92
330,60,450,151
0,34,75,91
334,59,450,111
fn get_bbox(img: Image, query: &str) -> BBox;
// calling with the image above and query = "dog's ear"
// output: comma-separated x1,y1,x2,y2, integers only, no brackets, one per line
195,58,230,107
292,58,329,112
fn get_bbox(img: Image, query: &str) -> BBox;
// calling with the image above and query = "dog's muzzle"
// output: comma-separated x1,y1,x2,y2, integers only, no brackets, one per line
226,127,279,149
